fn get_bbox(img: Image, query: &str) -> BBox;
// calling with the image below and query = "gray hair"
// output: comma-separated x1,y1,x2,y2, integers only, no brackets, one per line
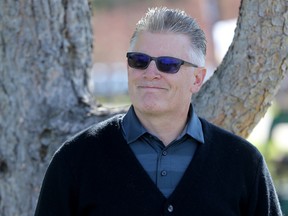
129,7,207,67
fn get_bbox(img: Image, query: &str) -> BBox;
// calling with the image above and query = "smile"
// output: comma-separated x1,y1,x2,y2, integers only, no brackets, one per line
138,85,167,90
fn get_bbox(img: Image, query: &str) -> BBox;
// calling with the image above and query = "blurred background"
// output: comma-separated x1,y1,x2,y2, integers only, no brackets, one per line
89,0,288,213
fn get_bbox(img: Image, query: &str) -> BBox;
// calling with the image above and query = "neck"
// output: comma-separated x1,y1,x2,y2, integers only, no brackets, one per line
134,107,190,146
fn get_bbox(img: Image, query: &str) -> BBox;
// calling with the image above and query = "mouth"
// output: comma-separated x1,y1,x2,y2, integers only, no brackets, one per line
138,85,167,90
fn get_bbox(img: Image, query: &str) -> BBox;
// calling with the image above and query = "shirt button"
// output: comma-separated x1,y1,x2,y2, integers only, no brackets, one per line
167,204,174,212
161,170,167,176
162,151,167,156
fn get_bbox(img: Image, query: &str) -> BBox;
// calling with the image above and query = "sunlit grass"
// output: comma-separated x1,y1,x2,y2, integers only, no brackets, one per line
96,94,131,108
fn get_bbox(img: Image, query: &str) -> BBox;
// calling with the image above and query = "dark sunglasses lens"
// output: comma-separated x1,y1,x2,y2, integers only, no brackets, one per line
157,57,182,73
128,53,150,69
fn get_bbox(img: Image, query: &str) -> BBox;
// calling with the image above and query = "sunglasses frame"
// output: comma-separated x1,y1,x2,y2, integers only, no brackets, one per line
126,52,199,74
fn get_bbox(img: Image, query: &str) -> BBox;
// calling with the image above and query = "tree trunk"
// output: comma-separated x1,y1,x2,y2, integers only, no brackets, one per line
0,0,102,215
0,0,287,215
194,0,288,137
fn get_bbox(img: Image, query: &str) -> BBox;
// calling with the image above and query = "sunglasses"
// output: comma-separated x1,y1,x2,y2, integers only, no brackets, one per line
126,52,199,74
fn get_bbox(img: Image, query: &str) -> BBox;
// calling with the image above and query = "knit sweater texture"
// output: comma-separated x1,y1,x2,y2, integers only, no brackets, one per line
34,115,282,216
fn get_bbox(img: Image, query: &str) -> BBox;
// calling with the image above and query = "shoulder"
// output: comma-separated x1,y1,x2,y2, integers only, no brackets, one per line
54,114,124,160
74,114,123,139
70,114,122,142
199,117,262,161
198,118,266,188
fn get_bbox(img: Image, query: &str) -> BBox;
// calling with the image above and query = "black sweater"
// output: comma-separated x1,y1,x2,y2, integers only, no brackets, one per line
34,115,282,216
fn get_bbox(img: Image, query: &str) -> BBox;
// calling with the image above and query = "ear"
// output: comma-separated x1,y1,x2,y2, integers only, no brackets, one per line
190,68,206,93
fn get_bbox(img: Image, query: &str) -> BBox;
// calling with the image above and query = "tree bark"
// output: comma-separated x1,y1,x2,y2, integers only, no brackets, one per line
0,0,103,215
0,0,287,215
194,0,288,137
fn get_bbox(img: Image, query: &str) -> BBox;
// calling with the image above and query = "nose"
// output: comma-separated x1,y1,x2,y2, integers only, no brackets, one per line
143,60,161,80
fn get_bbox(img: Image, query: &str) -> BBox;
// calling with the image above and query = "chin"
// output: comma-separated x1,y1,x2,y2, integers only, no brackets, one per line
138,104,167,114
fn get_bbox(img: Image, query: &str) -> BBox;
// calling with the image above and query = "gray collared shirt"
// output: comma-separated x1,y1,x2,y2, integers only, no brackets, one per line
120,105,204,198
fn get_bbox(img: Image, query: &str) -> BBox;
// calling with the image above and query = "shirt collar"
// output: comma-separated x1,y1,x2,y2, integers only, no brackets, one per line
121,105,204,144
186,105,205,144
121,106,147,143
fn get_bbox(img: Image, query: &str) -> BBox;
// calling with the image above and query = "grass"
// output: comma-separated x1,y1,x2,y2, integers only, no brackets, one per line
96,94,131,108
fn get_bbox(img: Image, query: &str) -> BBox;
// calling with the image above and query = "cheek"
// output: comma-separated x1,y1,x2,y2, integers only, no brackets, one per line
127,69,137,86
189,82,196,93
182,75,195,94
127,70,141,95
128,68,141,80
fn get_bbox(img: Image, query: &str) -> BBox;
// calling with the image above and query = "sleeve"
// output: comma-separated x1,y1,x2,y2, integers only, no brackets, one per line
248,155,283,216
34,149,78,216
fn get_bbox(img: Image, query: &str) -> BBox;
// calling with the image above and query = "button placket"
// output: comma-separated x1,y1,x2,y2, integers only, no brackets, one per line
158,149,168,179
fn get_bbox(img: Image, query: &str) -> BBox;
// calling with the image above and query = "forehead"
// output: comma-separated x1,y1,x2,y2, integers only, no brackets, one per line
132,32,191,58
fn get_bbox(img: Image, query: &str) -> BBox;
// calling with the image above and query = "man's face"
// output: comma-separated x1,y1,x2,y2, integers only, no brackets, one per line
127,32,205,117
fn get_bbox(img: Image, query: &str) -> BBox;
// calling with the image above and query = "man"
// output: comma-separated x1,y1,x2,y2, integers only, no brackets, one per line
34,7,282,215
